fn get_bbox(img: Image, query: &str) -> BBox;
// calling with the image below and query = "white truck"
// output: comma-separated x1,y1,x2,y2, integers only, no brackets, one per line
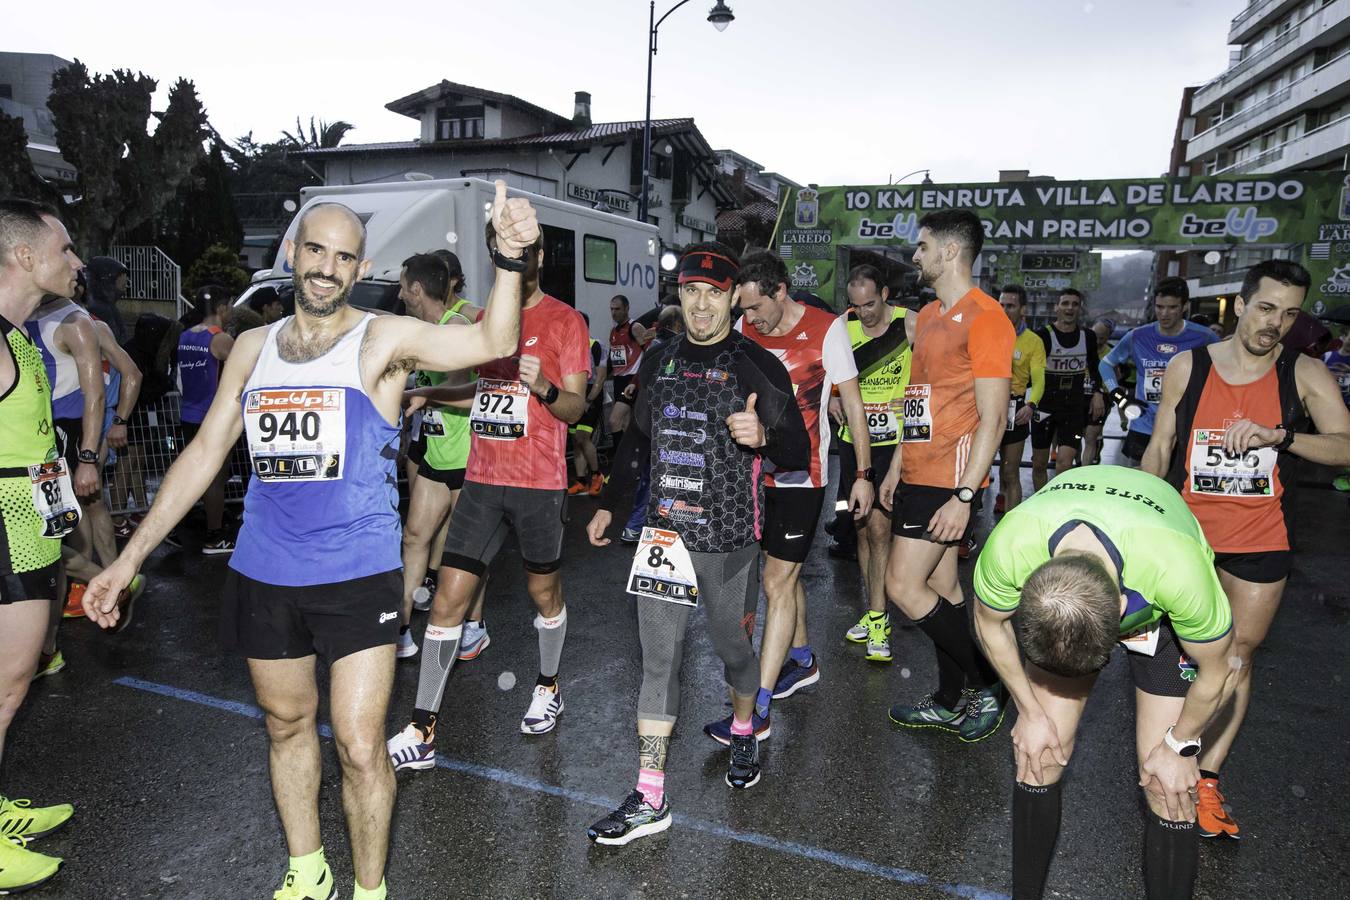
236,177,662,344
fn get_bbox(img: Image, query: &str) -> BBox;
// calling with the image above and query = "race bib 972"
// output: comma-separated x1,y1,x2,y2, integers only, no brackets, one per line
470,379,530,440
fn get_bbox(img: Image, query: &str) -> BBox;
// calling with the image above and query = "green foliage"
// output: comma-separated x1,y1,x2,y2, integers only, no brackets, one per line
184,243,250,297
0,109,59,202
148,139,243,271
47,60,209,254
281,117,355,150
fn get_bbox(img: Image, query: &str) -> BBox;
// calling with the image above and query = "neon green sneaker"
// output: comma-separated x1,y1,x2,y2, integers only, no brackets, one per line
1333,472,1350,492
864,613,892,663
31,650,65,681
844,613,869,644
273,863,337,900
0,835,61,893
0,796,73,840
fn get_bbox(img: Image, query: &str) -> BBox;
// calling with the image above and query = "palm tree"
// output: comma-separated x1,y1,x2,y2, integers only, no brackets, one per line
280,117,354,150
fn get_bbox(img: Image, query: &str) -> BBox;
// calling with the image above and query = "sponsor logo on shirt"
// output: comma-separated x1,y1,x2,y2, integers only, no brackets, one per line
525,336,539,347
952,313,963,323
1158,343,1177,354
661,404,709,422
660,428,706,445
657,498,708,524
659,449,705,468
705,369,729,383
659,474,704,492
795,332,809,341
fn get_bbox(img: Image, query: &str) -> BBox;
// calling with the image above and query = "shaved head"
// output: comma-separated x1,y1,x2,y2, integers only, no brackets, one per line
297,202,366,260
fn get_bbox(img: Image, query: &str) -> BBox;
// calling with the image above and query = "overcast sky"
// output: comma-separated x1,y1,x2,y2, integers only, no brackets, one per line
13,0,1237,186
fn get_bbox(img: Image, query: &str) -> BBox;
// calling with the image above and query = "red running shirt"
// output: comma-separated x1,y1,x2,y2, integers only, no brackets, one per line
466,295,591,490
738,304,857,488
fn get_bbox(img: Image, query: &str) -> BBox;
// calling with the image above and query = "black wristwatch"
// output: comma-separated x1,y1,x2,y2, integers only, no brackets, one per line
491,246,528,272
77,449,98,465
112,415,127,426
954,486,976,504
540,383,560,405
855,467,875,482
1273,425,1296,452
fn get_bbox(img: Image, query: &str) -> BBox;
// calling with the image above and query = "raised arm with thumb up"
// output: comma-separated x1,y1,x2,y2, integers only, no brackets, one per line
726,392,766,448
491,179,540,257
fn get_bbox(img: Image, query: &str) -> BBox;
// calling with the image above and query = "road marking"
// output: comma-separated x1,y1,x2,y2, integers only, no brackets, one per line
114,675,1007,899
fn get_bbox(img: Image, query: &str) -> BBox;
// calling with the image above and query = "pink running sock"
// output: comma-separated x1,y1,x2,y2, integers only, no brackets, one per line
730,715,753,736
637,768,666,809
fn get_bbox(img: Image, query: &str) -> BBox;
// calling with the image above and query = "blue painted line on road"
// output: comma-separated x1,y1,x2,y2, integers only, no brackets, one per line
114,676,1008,899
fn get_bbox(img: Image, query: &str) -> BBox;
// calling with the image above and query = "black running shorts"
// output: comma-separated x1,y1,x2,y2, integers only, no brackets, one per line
1031,400,1087,453
890,482,981,545
219,568,402,662
761,486,825,563
1214,550,1291,584
441,480,567,576
0,561,59,605
1121,429,1151,461
406,431,427,467
612,374,636,407
1127,619,1198,699
416,460,466,490
837,440,895,499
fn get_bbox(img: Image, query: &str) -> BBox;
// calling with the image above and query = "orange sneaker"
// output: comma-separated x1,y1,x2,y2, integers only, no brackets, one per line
567,480,587,496
587,473,604,496
1196,777,1240,839
62,582,87,619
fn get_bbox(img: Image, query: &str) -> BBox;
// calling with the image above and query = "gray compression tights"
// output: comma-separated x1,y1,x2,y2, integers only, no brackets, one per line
636,543,761,722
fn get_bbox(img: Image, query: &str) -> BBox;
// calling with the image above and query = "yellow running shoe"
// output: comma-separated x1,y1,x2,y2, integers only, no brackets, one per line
273,863,336,900
31,650,65,681
0,835,61,893
0,796,74,840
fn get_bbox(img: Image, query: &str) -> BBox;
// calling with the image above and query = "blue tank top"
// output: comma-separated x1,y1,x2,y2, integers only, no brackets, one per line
1122,321,1217,435
177,326,221,425
27,303,85,420
230,314,402,587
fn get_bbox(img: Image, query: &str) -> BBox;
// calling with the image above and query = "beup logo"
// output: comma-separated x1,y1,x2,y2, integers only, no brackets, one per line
1178,206,1278,242
856,213,920,243
794,189,819,229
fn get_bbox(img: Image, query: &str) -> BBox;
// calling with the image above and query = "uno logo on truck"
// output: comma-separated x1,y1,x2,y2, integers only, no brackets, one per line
619,261,657,290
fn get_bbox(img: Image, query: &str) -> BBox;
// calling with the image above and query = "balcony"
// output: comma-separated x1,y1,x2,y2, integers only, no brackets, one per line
1214,114,1350,173
1186,51,1350,160
1230,0,1302,46
1195,0,1350,111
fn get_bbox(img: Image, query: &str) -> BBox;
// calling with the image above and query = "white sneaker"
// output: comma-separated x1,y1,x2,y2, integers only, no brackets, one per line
458,621,490,660
386,724,435,771
844,613,869,644
520,684,564,735
396,627,418,659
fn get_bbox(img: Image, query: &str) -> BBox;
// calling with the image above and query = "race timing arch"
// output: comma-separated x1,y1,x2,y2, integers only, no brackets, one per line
773,171,1350,316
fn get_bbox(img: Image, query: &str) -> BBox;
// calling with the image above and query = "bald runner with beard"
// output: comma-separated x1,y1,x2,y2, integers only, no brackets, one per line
84,184,540,900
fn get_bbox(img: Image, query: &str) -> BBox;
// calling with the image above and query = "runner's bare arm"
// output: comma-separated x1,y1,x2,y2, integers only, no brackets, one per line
95,319,142,433
836,377,871,470
1172,630,1239,741
408,382,478,410
1141,350,1191,478
63,314,105,455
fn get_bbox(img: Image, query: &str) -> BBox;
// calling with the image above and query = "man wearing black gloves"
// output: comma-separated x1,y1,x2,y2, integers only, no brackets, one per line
584,242,808,845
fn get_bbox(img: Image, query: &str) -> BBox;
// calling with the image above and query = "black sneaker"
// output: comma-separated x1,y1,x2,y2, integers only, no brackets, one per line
587,790,672,846
162,529,183,549
202,531,235,555
725,734,761,789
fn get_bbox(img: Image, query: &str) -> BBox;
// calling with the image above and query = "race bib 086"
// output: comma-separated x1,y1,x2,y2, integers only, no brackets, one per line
244,388,346,482
901,384,932,443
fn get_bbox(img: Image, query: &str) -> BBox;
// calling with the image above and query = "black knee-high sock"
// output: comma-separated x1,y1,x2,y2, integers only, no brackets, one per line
1013,781,1063,899
916,598,986,704
1143,811,1198,900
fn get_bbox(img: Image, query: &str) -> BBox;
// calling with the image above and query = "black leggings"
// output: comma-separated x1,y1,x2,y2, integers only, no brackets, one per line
636,543,761,722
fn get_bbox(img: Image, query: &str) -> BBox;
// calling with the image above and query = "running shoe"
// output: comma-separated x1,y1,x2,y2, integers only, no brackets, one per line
386,724,436,772
771,656,820,699
0,796,74,840
395,627,418,660
957,685,1006,742
957,537,976,561
108,574,144,635
620,527,642,545
845,613,870,644
112,517,134,538
587,473,604,497
412,574,436,612
1196,777,1241,839
703,711,771,746
567,479,588,496
458,621,490,660
202,531,235,555
0,836,61,894
31,650,64,681
61,581,86,618
162,529,183,549
521,684,564,734
865,613,892,663
888,693,967,733
272,861,336,899
587,790,671,846
725,734,761,789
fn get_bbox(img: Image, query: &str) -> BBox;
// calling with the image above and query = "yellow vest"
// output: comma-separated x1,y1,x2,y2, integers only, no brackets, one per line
840,307,911,447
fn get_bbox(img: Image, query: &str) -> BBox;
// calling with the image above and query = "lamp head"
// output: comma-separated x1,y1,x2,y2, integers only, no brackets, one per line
708,1,735,31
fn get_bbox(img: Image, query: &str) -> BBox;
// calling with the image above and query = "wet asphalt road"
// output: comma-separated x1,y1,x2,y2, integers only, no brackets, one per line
8,441,1350,899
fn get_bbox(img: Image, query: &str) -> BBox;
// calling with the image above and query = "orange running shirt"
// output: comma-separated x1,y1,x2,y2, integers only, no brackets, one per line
1180,362,1289,553
900,288,1014,488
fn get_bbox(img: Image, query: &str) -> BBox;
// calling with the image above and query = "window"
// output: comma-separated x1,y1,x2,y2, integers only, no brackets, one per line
540,224,577,307
436,104,485,141
583,235,617,284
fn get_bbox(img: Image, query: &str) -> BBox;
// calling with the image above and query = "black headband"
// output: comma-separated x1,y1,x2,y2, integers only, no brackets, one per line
677,251,739,291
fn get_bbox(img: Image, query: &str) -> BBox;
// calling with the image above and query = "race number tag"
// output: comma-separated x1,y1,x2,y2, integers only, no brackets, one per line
244,388,346,482
1189,429,1276,497
1119,622,1160,657
470,379,529,440
421,408,445,437
627,527,699,607
1006,398,1024,432
29,460,80,538
609,345,629,368
901,384,932,443
1143,367,1166,404
864,401,898,443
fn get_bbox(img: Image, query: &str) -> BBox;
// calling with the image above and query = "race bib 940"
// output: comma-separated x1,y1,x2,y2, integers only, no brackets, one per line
244,388,346,481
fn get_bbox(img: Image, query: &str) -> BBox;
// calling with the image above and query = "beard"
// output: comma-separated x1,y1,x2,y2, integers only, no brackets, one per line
293,270,351,318
917,259,942,287
1240,327,1282,356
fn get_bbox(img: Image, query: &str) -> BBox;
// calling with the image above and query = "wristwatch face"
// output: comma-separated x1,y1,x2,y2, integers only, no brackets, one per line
955,487,975,503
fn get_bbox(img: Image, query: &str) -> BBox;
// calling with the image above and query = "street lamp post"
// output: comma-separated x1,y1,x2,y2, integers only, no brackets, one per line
639,0,735,224
889,168,934,185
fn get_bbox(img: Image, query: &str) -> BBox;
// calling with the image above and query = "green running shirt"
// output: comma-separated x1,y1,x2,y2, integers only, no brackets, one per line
1,315,62,573
973,465,1231,644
